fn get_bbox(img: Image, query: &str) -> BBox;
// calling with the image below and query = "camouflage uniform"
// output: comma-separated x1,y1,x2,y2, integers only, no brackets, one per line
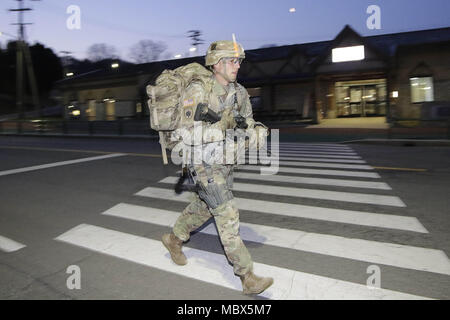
172,75,254,276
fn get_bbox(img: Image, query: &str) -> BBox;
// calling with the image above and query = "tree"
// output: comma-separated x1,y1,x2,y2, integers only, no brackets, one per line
29,43,63,94
87,43,119,62
128,40,168,63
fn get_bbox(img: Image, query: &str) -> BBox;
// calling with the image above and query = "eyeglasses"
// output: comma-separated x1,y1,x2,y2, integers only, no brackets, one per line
222,57,243,65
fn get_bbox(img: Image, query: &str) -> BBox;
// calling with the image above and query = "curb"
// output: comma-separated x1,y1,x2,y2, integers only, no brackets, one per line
341,138,450,146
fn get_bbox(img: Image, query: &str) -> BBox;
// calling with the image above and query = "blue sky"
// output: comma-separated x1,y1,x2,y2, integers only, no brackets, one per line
0,0,449,61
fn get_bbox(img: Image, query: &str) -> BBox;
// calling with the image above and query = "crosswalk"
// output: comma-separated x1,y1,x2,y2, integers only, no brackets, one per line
54,142,450,299
0,235,26,253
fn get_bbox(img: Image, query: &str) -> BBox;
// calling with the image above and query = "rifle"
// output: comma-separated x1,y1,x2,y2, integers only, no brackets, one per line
194,103,248,129
174,167,199,194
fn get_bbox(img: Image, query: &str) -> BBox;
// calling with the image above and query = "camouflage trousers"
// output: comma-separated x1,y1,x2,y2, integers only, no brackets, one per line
172,164,253,276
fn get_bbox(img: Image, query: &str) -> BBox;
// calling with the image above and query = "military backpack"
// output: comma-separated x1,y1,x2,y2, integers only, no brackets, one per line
146,62,213,163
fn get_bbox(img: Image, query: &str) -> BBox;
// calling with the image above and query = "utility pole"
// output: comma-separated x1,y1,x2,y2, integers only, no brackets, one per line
9,0,40,118
187,30,204,56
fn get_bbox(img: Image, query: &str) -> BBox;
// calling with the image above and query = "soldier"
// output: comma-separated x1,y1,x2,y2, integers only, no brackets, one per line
161,40,274,295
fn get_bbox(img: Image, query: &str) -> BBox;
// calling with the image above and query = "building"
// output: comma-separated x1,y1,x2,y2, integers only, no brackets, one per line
55,25,450,125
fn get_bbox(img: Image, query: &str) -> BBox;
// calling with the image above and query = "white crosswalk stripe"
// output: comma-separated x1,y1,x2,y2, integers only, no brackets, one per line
246,160,374,170
174,171,388,189
159,177,402,206
55,224,431,299
101,203,450,275
135,186,425,233
236,171,388,189
260,156,367,163
276,153,362,159
239,165,380,178
0,235,26,253
275,150,358,155
53,142,445,299
276,146,353,151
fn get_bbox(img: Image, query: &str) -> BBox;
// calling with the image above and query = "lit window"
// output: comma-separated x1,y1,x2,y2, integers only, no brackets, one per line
410,77,434,103
332,45,365,63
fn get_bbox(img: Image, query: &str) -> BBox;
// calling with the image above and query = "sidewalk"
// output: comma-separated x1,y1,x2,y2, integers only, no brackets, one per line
276,117,450,145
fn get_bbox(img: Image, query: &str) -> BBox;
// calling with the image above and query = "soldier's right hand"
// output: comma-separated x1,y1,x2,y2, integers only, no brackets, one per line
218,108,236,130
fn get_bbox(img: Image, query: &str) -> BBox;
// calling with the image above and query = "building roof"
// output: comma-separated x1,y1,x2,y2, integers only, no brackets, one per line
56,25,450,87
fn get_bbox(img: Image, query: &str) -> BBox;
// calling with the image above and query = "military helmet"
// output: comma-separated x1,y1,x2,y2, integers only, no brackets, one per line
205,40,245,66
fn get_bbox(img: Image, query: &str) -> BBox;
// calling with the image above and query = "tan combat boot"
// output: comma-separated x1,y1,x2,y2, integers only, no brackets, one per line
240,271,274,294
162,233,187,265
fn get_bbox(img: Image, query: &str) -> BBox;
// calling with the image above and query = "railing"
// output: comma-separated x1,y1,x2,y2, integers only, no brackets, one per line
0,119,158,137
0,118,449,140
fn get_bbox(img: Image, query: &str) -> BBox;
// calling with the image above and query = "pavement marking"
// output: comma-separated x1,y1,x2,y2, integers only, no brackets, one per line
270,143,349,147
0,235,26,253
102,203,450,275
0,153,126,177
246,160,374,170
278,153,362,159
277,148,354,153
275,150,358,156
159,178,404,207
241,165,381,178
135,187,427,233
372,166,428,172
175,170,389,190
275,145,353,150
233,172,390,190
55,224,431,300
261,156,367,164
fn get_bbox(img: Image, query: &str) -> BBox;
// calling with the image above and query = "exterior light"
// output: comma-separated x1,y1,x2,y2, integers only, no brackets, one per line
111,63,119,68
72,110,81,116
174,54,182,58
66,72,74,77
332,45,365,63
289,8,296,13
392,91,399,98
189,47,197,52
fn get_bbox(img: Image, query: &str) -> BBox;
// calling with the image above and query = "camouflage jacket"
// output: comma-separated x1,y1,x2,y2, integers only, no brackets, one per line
173,76,254,143
171,76,255,165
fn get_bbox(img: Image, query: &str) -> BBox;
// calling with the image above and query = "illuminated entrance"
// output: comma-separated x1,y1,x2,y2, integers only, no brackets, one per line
335,79,387,117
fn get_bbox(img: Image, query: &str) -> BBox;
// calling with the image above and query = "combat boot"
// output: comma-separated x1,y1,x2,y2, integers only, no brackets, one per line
240,271,274,294
162,233,187,265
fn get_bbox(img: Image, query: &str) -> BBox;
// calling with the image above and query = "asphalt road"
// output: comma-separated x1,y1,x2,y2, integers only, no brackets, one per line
0,135,449,300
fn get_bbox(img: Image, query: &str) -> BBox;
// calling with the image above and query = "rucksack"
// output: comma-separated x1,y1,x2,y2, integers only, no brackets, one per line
146,62,213,162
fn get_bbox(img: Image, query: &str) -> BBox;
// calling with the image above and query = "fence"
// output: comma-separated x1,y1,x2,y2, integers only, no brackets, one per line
0,119,158,137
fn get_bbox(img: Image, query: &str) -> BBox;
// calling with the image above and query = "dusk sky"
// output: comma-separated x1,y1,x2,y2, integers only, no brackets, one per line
0,0,449,62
